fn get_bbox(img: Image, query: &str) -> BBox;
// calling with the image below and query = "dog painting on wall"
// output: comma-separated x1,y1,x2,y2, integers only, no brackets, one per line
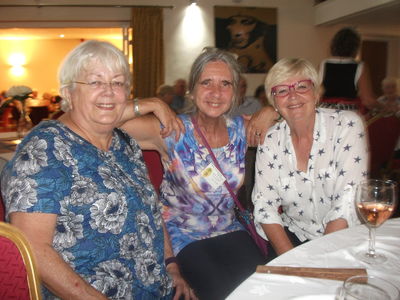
215,6,277,74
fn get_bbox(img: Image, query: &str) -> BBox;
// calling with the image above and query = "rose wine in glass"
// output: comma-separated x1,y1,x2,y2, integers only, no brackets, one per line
355,179,397,264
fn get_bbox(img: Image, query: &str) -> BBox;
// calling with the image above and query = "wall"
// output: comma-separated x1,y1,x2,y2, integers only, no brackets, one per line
163,0,340,95
1,39,79,96
0,0,398,96
0,37,122,97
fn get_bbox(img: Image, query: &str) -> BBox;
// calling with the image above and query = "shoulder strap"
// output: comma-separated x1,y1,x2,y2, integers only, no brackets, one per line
190,115,245,211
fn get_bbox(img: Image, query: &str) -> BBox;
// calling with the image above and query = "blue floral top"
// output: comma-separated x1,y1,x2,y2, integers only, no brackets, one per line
160,114,246,255
1,121,173,300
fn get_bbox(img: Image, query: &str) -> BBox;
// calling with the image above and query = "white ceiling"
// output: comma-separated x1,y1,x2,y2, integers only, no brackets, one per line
329,2,400,27
0,1,399,40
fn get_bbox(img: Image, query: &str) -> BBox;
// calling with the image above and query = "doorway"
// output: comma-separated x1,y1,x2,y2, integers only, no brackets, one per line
361,40,388,97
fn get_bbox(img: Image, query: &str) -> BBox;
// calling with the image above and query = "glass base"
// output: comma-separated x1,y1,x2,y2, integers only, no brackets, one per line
356,250,387,264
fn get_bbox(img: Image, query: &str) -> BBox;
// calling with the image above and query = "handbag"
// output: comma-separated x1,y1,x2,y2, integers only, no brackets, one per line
191,116,268,257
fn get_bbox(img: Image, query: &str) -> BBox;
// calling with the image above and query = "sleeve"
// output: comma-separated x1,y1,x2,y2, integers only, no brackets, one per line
355,61,364,85
252,136,283,240
2,132,73,219
323,112,368,227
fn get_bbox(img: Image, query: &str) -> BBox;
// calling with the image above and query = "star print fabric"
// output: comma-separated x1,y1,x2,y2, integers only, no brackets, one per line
253,108,368,242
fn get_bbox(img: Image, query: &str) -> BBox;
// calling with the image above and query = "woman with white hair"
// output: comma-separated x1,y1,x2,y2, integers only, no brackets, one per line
377,77,400,114
1,40,192,300
253,58,368,258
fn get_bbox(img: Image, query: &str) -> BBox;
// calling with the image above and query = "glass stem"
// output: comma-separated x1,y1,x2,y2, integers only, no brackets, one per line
368,226,376,257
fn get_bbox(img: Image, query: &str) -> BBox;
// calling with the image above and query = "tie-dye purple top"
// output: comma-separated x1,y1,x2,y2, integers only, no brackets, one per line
160,114,246,255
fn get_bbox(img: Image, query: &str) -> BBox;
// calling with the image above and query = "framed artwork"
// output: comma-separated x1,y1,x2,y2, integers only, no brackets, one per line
214,6,277,74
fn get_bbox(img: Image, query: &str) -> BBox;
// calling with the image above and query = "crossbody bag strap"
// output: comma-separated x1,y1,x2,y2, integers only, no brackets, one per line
190,115,245,212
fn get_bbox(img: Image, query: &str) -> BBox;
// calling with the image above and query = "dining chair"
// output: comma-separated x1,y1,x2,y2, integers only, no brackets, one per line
0,107,14,128
367,113,400,179
0,158,8,222
143,150,163,194
0,222,42,300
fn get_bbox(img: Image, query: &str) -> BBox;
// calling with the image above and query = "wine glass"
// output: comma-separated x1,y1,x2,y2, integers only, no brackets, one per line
339,275,400,300
355,179,398,264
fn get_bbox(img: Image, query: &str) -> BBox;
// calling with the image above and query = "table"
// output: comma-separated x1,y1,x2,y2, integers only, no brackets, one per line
0,131,19,161
227,218,400,300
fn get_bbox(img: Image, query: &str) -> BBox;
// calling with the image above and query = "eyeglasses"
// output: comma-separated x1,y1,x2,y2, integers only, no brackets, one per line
271,79,313,98
74,81,125,90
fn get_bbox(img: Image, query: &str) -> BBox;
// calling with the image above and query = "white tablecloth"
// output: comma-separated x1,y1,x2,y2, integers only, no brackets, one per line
227,218,400,300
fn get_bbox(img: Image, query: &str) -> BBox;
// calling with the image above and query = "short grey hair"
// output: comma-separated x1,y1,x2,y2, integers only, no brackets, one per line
183,47,241,115
265,58,321,107
58,40,131,111
381,77,397,88
156,84,174,97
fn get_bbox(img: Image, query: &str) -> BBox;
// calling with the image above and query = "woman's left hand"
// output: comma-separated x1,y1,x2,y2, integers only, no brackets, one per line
167,263,198,300
246,106,278,146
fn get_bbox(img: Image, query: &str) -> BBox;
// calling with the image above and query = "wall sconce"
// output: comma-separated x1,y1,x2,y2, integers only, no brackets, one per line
8,53,26,77
189,0,198,6
9,53,26,66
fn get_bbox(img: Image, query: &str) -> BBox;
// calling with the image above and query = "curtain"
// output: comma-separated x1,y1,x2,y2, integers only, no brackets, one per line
131,7,164,98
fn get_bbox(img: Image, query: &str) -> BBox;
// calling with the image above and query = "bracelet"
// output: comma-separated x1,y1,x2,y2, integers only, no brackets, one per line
165,256,178,267
133,98,141,117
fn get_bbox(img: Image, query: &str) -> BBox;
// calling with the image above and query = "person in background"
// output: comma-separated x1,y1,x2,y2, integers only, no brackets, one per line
254,84,269,107
30,88,39,100
157,84,175,106
377,77,400,162
233,80,265,210
253,58,368,258
1,40,193,300
377,77,400,115
231,76,262,116
319,27,381,112
0,90,7,104
26,91,51,125
122,47,278,300
170,78,187,113
236,82,268,210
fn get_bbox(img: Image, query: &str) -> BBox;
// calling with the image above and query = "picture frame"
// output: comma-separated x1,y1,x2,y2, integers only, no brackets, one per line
215,6,277,74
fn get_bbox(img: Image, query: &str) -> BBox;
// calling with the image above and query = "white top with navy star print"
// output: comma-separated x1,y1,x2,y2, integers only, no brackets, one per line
252,108,368,242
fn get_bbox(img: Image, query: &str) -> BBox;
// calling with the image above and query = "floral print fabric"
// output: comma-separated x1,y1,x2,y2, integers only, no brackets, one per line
1,121,173,300
160,114,246,255
253,108,368,242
